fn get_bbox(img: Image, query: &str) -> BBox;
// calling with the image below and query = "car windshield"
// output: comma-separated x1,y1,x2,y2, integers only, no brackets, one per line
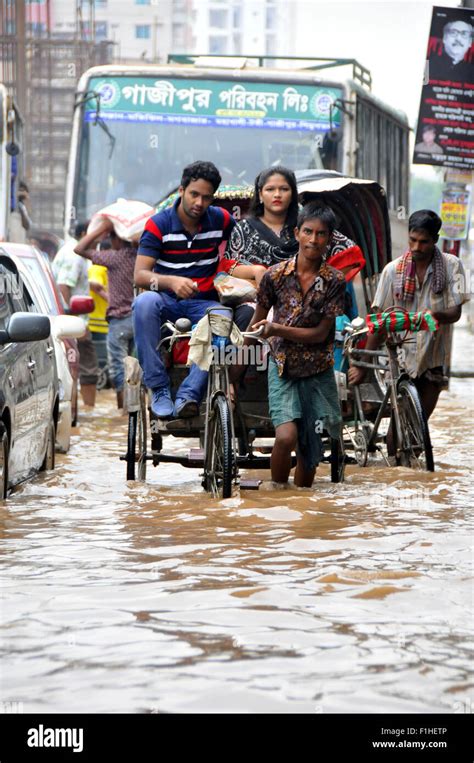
74,119,326,223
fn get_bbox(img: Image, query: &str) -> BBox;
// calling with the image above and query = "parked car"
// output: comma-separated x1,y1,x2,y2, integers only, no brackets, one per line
0,253,59,498
0,244,93,451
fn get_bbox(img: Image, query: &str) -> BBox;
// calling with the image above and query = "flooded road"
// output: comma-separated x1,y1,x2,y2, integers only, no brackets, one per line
1,325,472,714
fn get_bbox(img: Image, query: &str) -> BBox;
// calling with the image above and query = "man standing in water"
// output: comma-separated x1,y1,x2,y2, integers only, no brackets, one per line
349,209,469,421
248,204,346,487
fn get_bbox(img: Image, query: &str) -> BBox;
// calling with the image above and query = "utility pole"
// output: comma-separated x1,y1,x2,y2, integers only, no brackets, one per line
14,0,26,116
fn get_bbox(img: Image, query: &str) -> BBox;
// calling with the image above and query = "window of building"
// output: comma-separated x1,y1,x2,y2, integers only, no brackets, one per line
136,25,151,39
209,35,228,55
135,0,150,4
95,21,108,40
26,22,47,34
266,33,278,56
172,22,186,47
233,7,241,28
266,5,277,30
232,33,241,55
209,9,228,29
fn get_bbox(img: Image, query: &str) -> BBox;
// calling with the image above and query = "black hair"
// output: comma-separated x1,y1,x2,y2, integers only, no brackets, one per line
74,220,89,238
408,209,442,239
296,203,337,234
249,166,299,229
180,161,221,192
422,125,436,134
19,180,29,192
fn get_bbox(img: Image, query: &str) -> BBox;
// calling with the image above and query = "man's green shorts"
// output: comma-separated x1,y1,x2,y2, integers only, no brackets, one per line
267,358,342,470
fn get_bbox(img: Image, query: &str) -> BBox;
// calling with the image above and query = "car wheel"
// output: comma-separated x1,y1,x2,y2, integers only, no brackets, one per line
40,421,56,472
0,427,9,499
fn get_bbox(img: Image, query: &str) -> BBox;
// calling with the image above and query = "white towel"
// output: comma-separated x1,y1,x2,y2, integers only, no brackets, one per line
187,314,244,371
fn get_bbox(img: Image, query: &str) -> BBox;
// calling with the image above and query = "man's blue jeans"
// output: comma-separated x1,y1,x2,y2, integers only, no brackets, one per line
107,314,135,392
132,290,222,403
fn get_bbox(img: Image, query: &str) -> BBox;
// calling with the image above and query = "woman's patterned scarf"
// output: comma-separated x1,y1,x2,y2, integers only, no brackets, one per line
394,247,447,302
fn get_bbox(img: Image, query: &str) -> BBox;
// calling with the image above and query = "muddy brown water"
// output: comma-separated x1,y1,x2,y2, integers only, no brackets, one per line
0,326,472,713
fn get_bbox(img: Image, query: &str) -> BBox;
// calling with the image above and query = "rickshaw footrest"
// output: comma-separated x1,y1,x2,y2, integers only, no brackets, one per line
240,479,262,490
189,448,205,463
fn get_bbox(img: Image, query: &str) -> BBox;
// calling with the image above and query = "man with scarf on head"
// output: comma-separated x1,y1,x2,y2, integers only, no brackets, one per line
348,210,469,420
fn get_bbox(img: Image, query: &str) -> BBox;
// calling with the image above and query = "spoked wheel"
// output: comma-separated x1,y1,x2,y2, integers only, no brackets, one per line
126,388,148,481
203,394,234,498
395,380,434,471
40,421,56,472
353,429,369,467
330,434,345,483
96,365,109,391
0,427,9,499
126,412,138,481
137,388,148,481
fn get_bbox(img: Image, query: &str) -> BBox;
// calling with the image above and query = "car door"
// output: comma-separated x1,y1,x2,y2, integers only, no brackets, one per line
10,273,57,469
22,283,58,442
0,268,38,483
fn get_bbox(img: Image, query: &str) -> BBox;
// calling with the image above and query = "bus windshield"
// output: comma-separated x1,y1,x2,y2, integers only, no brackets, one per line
72,75,344,222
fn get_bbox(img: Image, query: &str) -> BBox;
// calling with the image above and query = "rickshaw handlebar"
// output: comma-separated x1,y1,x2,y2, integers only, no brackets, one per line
241,326,265,338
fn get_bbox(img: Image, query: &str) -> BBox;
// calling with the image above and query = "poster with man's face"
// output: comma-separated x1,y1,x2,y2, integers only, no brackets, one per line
413,6,473,170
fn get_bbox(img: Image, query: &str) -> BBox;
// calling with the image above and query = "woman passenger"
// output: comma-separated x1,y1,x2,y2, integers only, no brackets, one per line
225,166,299,266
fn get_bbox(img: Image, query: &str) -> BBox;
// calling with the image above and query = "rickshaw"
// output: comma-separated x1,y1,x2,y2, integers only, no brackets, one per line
123,181,347,497
123,172,427,495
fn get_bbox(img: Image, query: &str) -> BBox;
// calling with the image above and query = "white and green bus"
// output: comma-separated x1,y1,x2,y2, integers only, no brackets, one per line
65,57,410,248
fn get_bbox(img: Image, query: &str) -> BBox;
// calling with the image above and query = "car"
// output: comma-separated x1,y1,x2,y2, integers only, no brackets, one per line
0,244,93,451
0,254,59,498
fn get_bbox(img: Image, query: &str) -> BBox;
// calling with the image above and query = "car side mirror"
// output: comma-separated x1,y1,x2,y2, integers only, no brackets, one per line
0,312,51,344
68,295,95,315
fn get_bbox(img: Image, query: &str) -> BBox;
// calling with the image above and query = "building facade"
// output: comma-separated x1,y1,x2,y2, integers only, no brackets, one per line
191,0,292,58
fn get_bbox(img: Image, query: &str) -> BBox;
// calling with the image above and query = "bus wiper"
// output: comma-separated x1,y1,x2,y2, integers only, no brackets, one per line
74,90,116,158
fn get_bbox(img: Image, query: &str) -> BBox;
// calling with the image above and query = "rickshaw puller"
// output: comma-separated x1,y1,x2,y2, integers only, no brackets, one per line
249,204,346,487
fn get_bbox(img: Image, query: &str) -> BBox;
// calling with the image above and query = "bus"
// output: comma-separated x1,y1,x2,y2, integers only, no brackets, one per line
0,83,26,243
65,56,410,251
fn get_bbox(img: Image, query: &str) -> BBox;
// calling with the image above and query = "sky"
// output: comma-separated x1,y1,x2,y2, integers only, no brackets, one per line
290,0,465,177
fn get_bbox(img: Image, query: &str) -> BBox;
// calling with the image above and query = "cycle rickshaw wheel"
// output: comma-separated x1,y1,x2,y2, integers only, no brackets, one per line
126,387,148,481
204,394,233,498
396,380,434,472
330,435,346,483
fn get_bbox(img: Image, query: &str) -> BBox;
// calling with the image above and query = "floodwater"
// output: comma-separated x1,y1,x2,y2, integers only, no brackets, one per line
0,325,472,714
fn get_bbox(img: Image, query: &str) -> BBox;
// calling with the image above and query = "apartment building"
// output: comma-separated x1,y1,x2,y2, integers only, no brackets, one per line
49,0,194,61
49,0,292,62
192,0,293,58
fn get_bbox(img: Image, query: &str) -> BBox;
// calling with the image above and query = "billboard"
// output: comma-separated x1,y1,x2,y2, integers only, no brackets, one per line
413,6,474,170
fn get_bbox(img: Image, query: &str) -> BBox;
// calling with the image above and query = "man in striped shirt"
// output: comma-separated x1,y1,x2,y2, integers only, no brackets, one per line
133,161,266,418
